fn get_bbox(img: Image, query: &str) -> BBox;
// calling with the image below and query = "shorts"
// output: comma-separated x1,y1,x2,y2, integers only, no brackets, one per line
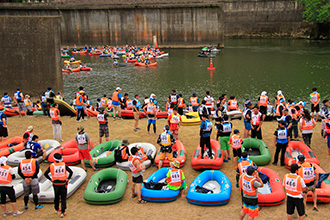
99,124,109,138
33,150,44,158
233,148,242,158
220,136,230,150
132,175,143,183
148,119,156,125
251,127,262,139
242,197,259,218
23,178,40,196
304,181,315,193
0,125,8,138
159,152,173,161
170,129,178,139
113,105,121,114
26,105,33,112
259,106,267,115
286,196,305,216
18,102,27,112
0,186,16,204
133,111,140,120
311,104,319,113
244,122,251,131
192,106,199,112
78,148,92,160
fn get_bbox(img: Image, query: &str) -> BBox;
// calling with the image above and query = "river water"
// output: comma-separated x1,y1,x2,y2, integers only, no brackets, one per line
63,39,330,109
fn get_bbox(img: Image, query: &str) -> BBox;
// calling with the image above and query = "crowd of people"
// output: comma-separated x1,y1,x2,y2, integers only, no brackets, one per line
0,85,329,219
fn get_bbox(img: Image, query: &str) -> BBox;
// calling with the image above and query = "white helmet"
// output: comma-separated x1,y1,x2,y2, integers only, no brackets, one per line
116,87,121,91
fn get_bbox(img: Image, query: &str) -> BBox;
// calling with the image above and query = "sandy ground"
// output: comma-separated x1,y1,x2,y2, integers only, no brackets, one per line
2,115,330,220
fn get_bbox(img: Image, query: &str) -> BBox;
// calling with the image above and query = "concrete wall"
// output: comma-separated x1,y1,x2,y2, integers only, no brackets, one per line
0,16,63,97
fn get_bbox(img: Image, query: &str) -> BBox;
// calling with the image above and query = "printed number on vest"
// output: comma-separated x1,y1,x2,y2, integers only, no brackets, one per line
303,167,314,180
77,135,87,145
242,179,253,192
286,178,298,190
54,166,65,177
171,171,181,182
278,130,287,139
0,168,9,180
22,163,33,174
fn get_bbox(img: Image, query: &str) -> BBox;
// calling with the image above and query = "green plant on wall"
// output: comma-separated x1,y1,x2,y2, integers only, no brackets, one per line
297,0,330,24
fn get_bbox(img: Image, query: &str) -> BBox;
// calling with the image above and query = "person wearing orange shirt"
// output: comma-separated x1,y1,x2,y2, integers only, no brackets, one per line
50,103,63,142
177,94,186,115
167,107,182,140
129,147,146,204
299,110,316,148
309,87,321,121
190,93,199,112
284,164,307,220
44,153,73,218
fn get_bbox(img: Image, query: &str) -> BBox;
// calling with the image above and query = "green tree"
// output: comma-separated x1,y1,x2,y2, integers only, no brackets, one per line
297,0,330,39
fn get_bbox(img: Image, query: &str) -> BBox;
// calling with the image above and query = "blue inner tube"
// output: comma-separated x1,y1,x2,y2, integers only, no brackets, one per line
186,170,232,206
141,167,180,202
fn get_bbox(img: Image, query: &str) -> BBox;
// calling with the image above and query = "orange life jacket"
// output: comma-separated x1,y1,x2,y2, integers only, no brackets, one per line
310,92,320,104
50,107,59,121
101,97,108,107
0,165,13,184
276,95,285,106
228,134,243,149
128,155,140,173
325,118,330,134
258,95,268,107
238,160,253,175
190,97,199,107
178,98,184,108
137,148,147,161
107,100,112,110
298,162,315,184
168,168,183,187
228,100,238,110
112,91,119,102
50,162,67,181
240,174,258,197
284,173,303,197
76,95,83,105
20,158,37,177
301,118,314,130
275,103,285,116
126,99,133,110
251,112,262,125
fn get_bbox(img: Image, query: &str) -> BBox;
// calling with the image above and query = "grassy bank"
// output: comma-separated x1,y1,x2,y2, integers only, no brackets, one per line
4,115,330,220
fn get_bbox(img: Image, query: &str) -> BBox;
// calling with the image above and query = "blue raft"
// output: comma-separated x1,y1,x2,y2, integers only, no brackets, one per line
186,170,232,206
141,167,180,202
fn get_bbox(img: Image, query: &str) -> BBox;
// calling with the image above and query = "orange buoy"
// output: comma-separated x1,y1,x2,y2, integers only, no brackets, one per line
207,58,216,71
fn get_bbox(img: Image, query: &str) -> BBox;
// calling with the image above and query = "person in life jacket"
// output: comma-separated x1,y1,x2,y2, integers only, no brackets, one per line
95,98,102,111
204,91,215,112
24,95,33,113
112,87,122,120
121,93,129,110
34,100,42,111
251,105,263,140
100,94,108,108
239,166,263,220
227,96,238,111
200,114,213,159
125,96,133,110
167,107,182,140
40,91,50,117
286,100,299,139
275,90,285,108
17,151,43,211
190,92,199,112
243,101,253,138
0,156,23,217
1,92,12,109
228,129,243,169
214,103,223,141
115,139,130,162
44,153,73,218
55,92,63,100
235,152,256,188
156,125,176,169
50,103,63,142
23,126,34,147
26,135,46,160
14,88,27,117
76,90,87,122
278,109,293,138
132,94,141,132
320,99,329,120
258,91,272,120
299,110,316,148
323,114,330,155
198,100,210,120
310,87,321,121
177,94,186,115
143,99,157,135
129,146,147,204
97,107,110,144
165,160,187,197
0,108,8,142
275,98,286,118
284,164,307,220
167,89,179,106
272,121,290,166
297,155,319,212
218,114,233,162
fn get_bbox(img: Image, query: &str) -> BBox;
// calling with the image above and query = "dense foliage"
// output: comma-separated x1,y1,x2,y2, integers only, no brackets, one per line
297,0,330,24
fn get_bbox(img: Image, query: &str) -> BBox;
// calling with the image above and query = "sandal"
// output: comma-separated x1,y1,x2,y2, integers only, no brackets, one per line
137,199,147,204
131,193,137,198
313,207,318,212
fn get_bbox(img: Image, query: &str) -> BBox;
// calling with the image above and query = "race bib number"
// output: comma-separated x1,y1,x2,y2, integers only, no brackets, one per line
21,162,33,175
205,122,212,131
285,178,298,191
232,138,241,148
0,168,9,181
53,165,66,178
77,134,87,145
223,123,232,132
171,96,177,103
241,165,248,174
171,115,180,123
242,179,253,192
260,97,266,103
50,110,55,118
147,105,154,113
97,114,105,122
171,171,181,182
303,167,314,180
278,130,287,139
161,134,170,144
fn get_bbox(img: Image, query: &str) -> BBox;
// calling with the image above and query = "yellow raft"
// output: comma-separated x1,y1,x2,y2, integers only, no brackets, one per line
181,112,201,126
64,60,81,64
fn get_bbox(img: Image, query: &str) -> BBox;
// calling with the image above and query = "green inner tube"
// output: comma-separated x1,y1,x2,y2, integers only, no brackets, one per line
85,140,122,168
84,168,128,205
33,110,45,116
242,138,271,166
61,55,70,58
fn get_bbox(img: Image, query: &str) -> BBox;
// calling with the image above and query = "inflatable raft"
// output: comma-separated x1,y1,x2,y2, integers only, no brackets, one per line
124,59,137,63
0,137,24,157
84,168,128,205
257,167,285,206
226,109,243,120
307,164,330,203
242,138,271,166
191,140,223,170
72,50,87,54
120,110,168,119
48,140,93,165
33,110,45,116
284,141,319,169
181,112,201,126
186,170,231,206
141,167,180,202
0,167,43,201
89,52,102,56
61,55,70,58
54,98,76,117
138,62,157,67
85,140,121,168
7,140,59,166
31,166,86,203
116,142,157,170
80,67,91,71
62,67,80,73
154,140,187,167
4,107,36,117
64,60,81,64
